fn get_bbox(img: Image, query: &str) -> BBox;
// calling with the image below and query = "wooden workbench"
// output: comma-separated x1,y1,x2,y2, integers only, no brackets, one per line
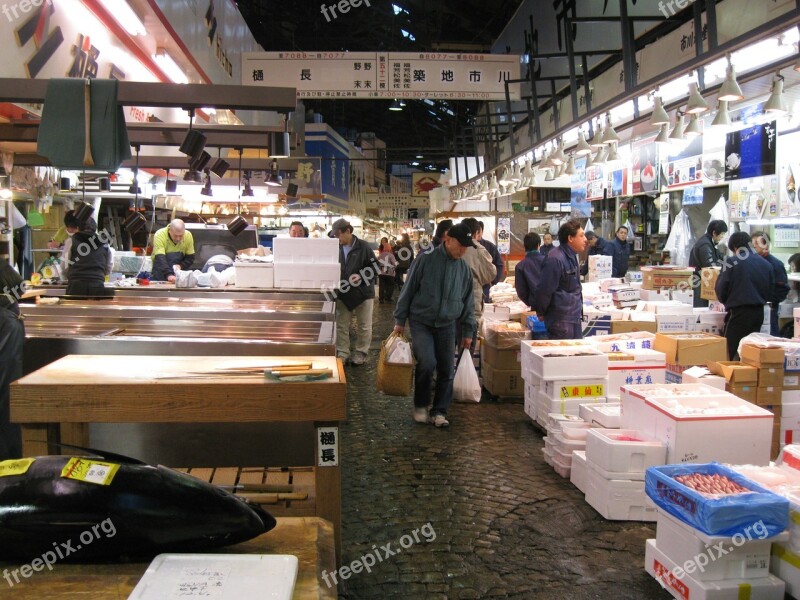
10,355,346,563
0,517,336,599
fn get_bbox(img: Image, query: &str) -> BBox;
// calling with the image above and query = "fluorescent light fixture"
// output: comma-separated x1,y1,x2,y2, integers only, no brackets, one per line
99,0,146,36
154,49,189,84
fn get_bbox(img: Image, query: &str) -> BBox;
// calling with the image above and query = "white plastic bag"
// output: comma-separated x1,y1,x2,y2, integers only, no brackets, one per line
452,349,481,403
386,336,412,364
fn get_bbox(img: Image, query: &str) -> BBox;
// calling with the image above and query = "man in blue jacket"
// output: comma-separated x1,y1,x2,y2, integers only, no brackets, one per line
477,221,504,303
515,232,545,308
330,218,380,366
751,231,789,336
580,232,608,276
689,220,728,307
604,225,631,278
716,232,774,360
393,223,475,428
535,219,587,339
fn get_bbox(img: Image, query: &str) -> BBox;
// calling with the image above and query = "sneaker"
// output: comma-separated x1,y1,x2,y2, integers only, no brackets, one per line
337,352,351,365
432,414,450,428
351,352,367,366
413,408,429,423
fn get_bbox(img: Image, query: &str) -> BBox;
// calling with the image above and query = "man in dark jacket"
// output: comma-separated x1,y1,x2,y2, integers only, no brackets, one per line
431,219,453,249
393,233,414,290
605,226,631,278
394,223,475,428
540,232,555,257
535,219,587,339
580,232,608,276
330,218,379,366
515,232,545,308
689,220,728,307
65,217,114,297
752,231,790,336
716,232,774,360
477,221,504,303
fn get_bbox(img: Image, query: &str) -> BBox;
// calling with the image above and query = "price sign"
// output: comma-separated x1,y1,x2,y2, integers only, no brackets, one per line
0,458,35,477
61,458,120,486
559,384,605,398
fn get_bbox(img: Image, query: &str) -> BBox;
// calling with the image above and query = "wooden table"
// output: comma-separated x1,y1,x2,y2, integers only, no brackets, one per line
0,517,337,599
10,355,346,563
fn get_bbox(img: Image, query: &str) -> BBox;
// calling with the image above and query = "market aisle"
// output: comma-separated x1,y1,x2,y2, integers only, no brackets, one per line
336,301,671,599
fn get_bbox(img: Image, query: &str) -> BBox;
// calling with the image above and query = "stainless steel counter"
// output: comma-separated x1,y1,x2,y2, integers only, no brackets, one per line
30,284,329,302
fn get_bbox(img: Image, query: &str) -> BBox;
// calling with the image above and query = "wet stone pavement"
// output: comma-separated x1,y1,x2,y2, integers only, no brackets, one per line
336,301,673,599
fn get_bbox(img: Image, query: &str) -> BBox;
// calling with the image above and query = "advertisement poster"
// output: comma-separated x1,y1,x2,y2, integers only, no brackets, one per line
728,176,779,220
682,184,704,206
777,130,800,216
701,129,726,186
724,121,777,181
663,136,703,189
606,166,628,198
571,156,591,217
631,135,659,194
658,194,670,235
497,217,511,255
586,163,606,201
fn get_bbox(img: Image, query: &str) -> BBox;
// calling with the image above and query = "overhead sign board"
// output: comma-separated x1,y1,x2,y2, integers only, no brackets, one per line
243,52,522,100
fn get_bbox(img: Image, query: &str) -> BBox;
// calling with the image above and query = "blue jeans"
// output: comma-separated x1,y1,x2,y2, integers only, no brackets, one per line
547,320,583,340
410,319,456,417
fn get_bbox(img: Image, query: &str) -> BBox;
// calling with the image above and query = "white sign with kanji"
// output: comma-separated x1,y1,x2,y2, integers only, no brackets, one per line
317,427,339,467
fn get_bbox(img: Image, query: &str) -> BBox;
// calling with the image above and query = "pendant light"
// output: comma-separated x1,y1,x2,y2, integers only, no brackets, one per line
593,146,607,164
684,113,703,137
686,82,710,114
764,74,787,114
590,122,605,148
511,161,522,183
654,123,671,144
606,143,620,163
669,113,686,141
488,173,500,198
551,139,566,165
718,58,744,102
575,130,592,156
584,149,594,169
711,100,731,127
650,95,671,126
564,154,576,176
601,112,620,145
520,159,535,188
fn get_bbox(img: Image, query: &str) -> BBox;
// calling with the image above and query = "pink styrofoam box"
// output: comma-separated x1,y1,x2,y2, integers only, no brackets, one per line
580,402,621,429
271,237,339,265
620,384,773,465
585,464,656,522
527,346,608,381
585,428,666,475
570,450,589,494
645,539,786,600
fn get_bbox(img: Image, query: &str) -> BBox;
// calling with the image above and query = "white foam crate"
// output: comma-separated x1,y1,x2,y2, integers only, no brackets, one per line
552,443,576,468
520,339,590,379
271,237,339,264
545,412,584,429
524,393,536,422
585,463,656,521
570,450,588,494
771,542,800,599
553,432,586,455
552,451,572,478
645,539,785,600
542,377,608,401
527,346,608,381
655,508,780,582
580,403,621,429
620,384,774,465
586,331,656,353
560,421,596,441
542,446,553,466
234,262,274,288
538,389,606,417
273,263,341,290
585,428,666,475
606,350,667,398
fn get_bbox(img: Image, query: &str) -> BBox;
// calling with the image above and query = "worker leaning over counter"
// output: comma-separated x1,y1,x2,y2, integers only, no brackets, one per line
152,219,195,282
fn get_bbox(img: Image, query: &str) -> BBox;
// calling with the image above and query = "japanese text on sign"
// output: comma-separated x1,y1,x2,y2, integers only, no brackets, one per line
60,458,120,486
317,427,339,467
559,385,605,398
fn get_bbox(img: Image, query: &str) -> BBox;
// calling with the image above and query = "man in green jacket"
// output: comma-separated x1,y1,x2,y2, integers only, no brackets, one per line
393,223,476,428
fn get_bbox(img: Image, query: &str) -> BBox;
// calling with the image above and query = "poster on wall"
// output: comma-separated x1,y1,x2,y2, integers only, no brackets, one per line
586,163,605,201
682,185,704,206
728,176,779,220
631,135,659,194
701,129,726,186
606,166,628,198
724,121,777,181
497,217,511,255
663,136,703,189
658,194,670,235
777,130,800,216
571,156,591,217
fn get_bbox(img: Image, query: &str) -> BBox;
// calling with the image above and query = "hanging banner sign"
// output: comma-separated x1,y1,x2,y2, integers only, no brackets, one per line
412,173,441,197
497,217,511,255
242,52,522,100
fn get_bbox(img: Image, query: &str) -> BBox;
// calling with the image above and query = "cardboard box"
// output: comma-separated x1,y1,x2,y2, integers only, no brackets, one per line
707,361,758,384
700,267,720,301
785,373,800,390
610,320,658,334
481,343,521,371
482,362,523,397
654,333,728,367
759,366,785,387
518,311,537,327
741,344,786,368
641,266,694,290
726,383,757,403
656,314,696,333
757,386,782,406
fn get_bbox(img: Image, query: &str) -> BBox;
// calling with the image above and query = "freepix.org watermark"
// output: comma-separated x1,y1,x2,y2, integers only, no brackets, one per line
320,0,371,23
321,243,419,302
658,0,696,18
321,522,437,588
3,518,117,587
2,0,45,22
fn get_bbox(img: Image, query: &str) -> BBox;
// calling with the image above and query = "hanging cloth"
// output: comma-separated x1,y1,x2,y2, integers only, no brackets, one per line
584,218,594,234
37,79,131,171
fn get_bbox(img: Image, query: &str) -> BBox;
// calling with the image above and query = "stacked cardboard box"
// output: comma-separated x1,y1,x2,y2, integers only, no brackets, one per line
699,266,720,302
586,255,612,282
640,266,694,291
481,342,523,398
741,344,786,459
653,332,728,384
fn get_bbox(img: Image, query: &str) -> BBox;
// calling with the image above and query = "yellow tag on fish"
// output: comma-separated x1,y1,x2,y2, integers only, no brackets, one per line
61,457,120,486
0,458,35,477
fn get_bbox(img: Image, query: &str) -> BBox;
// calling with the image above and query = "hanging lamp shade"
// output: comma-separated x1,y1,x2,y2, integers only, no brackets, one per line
511,162,522,183
594,146,607,164
711,100,731,127
764,77,787,114
655,123,671,144
718,65,744,102
669,114,686,140
122,211,147,234
590,124,604,148
584,150,594,169
575,130,592,156
684,113,703,137
227,215,249,236
686,82,710,114
179,129,207,161
564,154,576,176
606,143,620,162
551,141,566,165
520,160,535,187
601,115,620,145
650,96,671,126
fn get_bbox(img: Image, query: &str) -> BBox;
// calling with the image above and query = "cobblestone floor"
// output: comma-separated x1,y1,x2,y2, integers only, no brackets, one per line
336,300,672,599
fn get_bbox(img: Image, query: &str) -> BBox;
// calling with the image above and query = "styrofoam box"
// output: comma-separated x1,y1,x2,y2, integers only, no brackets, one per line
542,377,608,400
542,446,554,466
520,339,591,376
538,390,605,417
585,428,666,475
553,432,586,455
560,421,596,441
271,237,339,264
783,402,800,420
528,346,608,380
552,451,572,478
585,463,656,521
671,290,694,304
607,349,667,398
234,262,274,288
640,289,672,301
273,263,340,290
785,390,800,405
571,450,588,494
524,394,536,422
552,442,575,467
656,508,780,582
639,301,695,315
580,402,621,429
645,539,785,600
545,412,584,429
657,314,697,333
772,542,800,600
586,331,656,353
620,384,773,465
681,367,726,390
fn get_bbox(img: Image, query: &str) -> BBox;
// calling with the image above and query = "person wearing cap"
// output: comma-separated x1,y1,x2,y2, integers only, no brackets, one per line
64,216,114,297
460,218,497,326
393,222,476,428
329,218,380,366
152,219,195,282
476,220,504,303
535,219,588,339
579,231,608,276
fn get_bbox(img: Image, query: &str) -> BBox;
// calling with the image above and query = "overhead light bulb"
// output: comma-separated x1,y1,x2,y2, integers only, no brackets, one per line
389,99,403,111
711,100,731,127
650,95,671,126
154,48,189,84
99,0,146,36
551,140,566,165
575,130,593,156
764,75,787,114
684,113,703,137
686,82,710,114
718,61,744,102
606,143,620,162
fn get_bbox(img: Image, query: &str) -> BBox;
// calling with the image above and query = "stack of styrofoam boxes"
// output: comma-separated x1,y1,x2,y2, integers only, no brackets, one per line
620,383,774,466
587,255,612,282
646,501,787,599
638,300,696,334
681,366,726,389
584,331,666,398
609,284,641,309
696,309,726,336
571,403,622,494
741,344,786,460
583,427,665,521
271,237,340,290
542,412,584,467
652,332,728,384
549,421,594,478
235,260,274,288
